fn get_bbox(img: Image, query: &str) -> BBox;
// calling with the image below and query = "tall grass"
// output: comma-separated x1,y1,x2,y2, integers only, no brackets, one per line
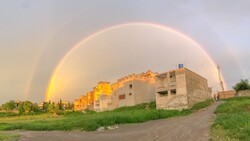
211,97,250,141
0,100,215,132
191,99,214,111
0,102,191,131
0,112,18,117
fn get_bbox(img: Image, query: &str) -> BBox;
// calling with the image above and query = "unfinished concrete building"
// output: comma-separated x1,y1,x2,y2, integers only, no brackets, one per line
110,70,158,110
155,68,211,110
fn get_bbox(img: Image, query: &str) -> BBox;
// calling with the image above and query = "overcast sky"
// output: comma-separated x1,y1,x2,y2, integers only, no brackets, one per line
0,0,249,104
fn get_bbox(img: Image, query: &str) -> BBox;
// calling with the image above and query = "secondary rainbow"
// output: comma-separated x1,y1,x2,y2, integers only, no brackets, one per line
45,22,227,101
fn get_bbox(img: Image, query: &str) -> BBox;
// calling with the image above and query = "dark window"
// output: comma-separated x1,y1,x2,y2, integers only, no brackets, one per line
119,94,126,100
171,89,177,95
129,84,133,89
129,93,132,96
157,90,168,96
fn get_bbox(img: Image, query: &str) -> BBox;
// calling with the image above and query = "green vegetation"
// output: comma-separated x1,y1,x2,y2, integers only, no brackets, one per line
0,100,215,132
233,79,250,92
0,133,20,141
113,102,156,112
0,112,18,118
0,102,191,131
18,101,40,114
211,97,250,141
1,101,16,111
191,99,214,111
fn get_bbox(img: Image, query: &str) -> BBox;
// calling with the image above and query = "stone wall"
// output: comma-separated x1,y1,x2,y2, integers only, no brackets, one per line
217,90,236,99
237,90,250,97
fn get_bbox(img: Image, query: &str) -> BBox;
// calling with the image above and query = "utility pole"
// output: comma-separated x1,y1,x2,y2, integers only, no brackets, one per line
217,65,225,99
217,65,225,91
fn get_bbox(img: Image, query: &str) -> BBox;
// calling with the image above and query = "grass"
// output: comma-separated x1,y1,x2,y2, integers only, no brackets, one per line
191,99,214,111
0,113,18,118
0,133,20,141
0,102,191,131
0,100,213,132
211,97,250,141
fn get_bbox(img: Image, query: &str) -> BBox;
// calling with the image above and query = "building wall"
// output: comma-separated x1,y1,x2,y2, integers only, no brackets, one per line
98,95,112,112
134,80,156,105
110,70,157,109
93,100,100,112
111,80,136,108
185,69,210,108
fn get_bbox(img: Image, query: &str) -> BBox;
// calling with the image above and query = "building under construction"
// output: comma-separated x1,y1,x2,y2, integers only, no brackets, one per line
155,67,211,110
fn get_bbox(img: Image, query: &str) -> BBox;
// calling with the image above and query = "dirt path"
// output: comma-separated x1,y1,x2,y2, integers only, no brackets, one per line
9,102,220,141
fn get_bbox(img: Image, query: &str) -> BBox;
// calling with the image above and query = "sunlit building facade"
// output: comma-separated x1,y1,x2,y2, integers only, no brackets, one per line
74,82,112,111
110,70,158,110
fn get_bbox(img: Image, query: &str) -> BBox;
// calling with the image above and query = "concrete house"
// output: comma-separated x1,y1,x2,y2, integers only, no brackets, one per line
110,70,158,110
92,81,112,112
155,67,211,110
74,81,112,111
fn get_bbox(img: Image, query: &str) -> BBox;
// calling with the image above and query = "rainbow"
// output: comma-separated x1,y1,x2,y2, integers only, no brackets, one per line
45,22,227,101
24,23,69,100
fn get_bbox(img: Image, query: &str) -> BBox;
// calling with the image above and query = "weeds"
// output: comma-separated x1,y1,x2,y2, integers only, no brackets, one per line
0,102,191,131
211,97,250,141
191,99,214,111
0,100,215,132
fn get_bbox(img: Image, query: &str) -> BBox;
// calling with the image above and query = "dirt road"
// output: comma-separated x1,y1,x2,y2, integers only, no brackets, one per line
10,102,220,141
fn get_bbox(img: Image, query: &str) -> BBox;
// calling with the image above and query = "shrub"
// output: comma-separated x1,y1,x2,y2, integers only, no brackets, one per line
233,79,250,92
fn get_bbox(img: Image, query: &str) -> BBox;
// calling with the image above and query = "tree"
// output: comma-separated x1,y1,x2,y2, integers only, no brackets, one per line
18,101,41,114
18,104,25,114
32,103,40,112
233,79,250,92
22,101,33,113
54,104,60,113
58,99,63,110
1,100,16,111
66,102,72,110
48,103,55,113
42,102,49,111
65,102,74,110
